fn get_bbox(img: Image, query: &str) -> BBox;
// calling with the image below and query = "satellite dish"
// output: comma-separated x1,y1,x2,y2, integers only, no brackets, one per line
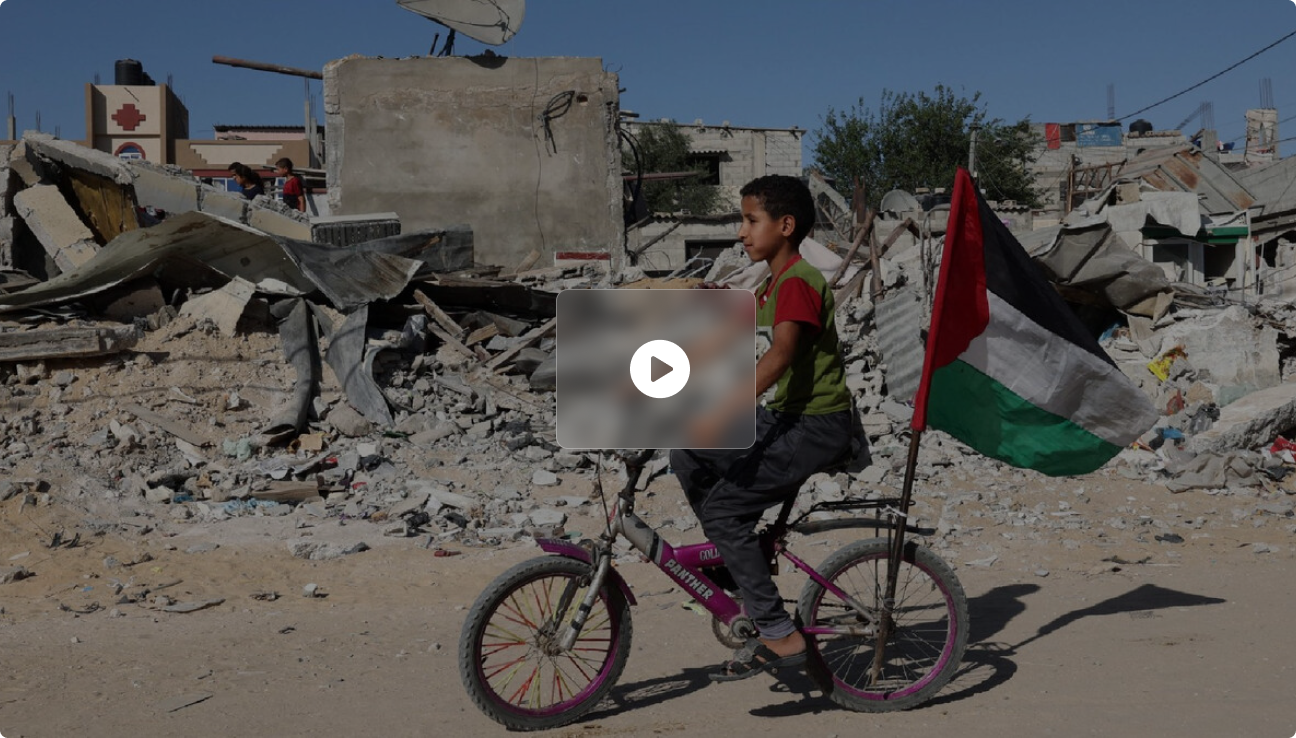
879,189,922,214
397,0,525,46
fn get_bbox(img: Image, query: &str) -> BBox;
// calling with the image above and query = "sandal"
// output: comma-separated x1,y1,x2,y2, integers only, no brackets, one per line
709,638,807,682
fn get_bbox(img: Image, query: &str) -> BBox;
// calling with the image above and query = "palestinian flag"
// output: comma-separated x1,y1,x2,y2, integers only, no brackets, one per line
912,168,1157,476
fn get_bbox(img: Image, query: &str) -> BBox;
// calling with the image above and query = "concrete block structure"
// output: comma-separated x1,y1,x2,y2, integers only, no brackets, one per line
130,163,201,214
622,120,806,271
324,55,623,270
197,185,248,223
13,184,98,271
247,206,312,241
85,80,188,164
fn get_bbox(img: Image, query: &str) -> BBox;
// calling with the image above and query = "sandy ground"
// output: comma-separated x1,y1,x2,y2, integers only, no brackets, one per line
2,464,1295,738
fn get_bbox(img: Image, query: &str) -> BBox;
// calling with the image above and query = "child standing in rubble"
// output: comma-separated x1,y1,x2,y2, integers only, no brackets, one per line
275,157,307,213
670,174,854,681
228,162,265,200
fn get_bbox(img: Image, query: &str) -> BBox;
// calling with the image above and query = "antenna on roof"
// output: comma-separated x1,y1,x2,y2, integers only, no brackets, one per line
1261,77,1275,109
1176,101,1214,132
1107,83,1116,121
397,0,525,56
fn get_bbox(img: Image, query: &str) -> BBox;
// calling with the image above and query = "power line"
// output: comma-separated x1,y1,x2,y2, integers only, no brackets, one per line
1117,28,1296,122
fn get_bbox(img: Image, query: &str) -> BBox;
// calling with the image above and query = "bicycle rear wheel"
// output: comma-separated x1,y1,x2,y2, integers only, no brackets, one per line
459,556,633,731
798,538,968,712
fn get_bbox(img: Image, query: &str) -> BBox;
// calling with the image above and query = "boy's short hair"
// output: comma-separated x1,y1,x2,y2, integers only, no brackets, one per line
740,175,815,245
275,157,294,171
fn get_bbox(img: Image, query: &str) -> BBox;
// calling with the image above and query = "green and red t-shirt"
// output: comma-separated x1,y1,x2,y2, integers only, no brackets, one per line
755,255,851,415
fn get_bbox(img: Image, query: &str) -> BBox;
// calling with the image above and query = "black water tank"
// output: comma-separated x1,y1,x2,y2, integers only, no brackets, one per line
1129,118,1154,135
115,59,144,85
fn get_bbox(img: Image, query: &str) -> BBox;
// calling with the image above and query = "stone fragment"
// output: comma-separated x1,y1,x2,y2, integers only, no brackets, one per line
529,508,567,527
287,540,371,560
532,470,559,487
328,403,373,438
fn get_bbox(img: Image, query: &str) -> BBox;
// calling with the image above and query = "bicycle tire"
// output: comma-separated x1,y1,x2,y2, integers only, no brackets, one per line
798,537,968,712
459,556,633,731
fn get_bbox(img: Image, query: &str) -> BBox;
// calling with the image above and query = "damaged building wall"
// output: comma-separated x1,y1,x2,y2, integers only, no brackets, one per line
324,56,622,270
621,121,805,271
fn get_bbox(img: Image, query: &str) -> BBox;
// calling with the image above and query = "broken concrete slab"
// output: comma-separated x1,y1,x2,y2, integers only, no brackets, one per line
129,163,200,214
12,184,98,271
7,142,42,188
123,403,212,448
0,324,139,362
247,206,312,241
180,277,257,337
197,184,249,222
25,136,134,186
1154,306,1280,403
1189,381,1296,455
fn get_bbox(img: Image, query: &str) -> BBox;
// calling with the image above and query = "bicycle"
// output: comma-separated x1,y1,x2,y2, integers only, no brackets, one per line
458,449,969,731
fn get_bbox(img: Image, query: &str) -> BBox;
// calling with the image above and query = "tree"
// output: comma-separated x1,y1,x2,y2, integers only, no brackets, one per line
623,122,722,216
812,85,1041,208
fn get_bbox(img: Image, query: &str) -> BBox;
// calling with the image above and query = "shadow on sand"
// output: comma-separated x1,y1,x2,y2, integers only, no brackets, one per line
583,581,1227,723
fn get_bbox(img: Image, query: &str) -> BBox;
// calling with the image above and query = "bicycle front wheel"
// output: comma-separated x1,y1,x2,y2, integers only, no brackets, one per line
798,538,968,712
459,556,633,731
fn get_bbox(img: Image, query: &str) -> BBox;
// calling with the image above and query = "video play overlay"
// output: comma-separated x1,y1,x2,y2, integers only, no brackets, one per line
556,289,756,450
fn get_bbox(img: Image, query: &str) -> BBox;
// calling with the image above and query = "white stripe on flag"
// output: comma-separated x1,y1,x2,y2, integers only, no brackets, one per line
957,292,1157,447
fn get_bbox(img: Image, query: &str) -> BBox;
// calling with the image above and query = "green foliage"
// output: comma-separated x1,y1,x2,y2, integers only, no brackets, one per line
624,122,722,216
811,85,1041,208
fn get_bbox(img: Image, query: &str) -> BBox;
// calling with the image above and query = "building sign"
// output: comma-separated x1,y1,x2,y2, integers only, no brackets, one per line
1076,123,1122,148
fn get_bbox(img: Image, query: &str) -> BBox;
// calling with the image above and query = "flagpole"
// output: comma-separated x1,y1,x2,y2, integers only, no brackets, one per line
871,167,972,684
870,424,923,684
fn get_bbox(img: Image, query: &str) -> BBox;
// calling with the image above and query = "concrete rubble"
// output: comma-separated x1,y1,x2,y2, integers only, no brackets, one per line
2,132,1296,577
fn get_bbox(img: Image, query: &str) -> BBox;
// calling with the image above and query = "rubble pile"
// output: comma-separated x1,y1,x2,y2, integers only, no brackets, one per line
2,134,1296,569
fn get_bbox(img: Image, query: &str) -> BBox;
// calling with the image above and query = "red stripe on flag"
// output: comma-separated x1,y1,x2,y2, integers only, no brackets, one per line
912,168,990,432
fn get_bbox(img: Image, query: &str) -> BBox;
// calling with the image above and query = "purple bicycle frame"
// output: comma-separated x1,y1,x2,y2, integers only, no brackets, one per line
615,512,867,637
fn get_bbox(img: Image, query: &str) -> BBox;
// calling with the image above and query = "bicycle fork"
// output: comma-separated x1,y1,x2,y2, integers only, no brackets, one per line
555,550,614,652
556,496,631,652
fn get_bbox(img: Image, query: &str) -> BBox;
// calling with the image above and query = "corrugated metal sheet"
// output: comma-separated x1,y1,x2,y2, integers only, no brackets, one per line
1117,146,1255,213
874,287,925,403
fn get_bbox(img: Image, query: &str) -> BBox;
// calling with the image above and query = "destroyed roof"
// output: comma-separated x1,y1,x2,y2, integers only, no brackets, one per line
1115,145,1255,213
1234,155,1296,216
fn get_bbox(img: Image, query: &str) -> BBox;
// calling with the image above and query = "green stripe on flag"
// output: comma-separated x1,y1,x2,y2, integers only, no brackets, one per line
927,360,1123,476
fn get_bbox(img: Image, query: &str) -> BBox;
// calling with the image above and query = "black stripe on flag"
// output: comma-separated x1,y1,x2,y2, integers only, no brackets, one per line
975,191,1113,367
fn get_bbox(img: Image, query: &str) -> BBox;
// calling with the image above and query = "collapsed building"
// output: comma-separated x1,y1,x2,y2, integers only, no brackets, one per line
3,52,1296,547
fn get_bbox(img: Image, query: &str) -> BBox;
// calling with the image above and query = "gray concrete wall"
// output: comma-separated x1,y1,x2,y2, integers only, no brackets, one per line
324,56,622,269
627,122,805,213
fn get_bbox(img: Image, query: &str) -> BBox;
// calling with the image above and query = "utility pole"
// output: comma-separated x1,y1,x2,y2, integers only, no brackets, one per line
968,124,981,180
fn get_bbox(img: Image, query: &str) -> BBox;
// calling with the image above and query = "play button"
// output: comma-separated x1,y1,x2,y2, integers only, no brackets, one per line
630,340,690,399
651,356,673,383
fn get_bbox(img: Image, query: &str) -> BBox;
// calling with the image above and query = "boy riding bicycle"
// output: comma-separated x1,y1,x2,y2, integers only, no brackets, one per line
671,174,855,681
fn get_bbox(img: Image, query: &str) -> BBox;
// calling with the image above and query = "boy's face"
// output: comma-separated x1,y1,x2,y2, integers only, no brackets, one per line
275,166,289,177
738,195,795,263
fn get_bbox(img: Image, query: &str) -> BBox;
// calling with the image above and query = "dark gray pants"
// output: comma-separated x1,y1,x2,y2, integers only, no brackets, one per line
670,407,852,639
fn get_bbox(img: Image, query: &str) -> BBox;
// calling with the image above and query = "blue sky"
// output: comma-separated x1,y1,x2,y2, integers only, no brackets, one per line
1,0,1295,159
